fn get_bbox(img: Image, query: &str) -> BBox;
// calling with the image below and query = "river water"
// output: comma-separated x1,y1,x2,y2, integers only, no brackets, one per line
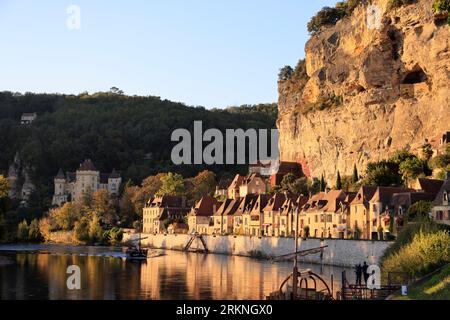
0,244,354,300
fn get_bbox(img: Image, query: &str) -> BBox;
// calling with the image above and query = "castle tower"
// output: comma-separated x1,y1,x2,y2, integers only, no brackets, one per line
108,169,122,196
52,168,68,206
74,159,100,203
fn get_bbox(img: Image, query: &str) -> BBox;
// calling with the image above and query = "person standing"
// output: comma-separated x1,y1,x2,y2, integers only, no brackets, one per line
362,262,369,285
354,263,362,286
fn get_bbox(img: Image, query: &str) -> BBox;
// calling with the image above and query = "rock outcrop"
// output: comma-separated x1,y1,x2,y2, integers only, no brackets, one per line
277,0,449,182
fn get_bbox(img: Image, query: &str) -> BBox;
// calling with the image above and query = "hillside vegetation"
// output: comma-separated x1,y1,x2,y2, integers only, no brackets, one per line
0,91,277,206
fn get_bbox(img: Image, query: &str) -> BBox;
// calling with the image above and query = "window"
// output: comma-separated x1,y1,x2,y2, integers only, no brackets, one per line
444,192,448,202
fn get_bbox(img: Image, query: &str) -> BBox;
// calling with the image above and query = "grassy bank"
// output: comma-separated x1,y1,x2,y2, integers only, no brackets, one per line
393,264,450,300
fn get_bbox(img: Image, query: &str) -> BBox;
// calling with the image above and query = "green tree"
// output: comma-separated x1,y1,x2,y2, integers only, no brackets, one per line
74,217,90,242
157,172,185,196
365,160,403,187
50,202,79,231
92,189,116,226
28,219,42,242
399,157,427,185
421,143,434,161
88,215,103,244
407,201,433,222
186,170,217,204
320,174,326,192
352,164,359,184
336,171,342,190
17,219,29,242
108,227,123,246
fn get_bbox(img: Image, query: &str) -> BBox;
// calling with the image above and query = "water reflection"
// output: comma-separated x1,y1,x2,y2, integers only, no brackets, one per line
0,245,353,300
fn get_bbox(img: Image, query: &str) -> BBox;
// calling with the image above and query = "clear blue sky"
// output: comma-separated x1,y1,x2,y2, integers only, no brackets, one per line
0,0,336,108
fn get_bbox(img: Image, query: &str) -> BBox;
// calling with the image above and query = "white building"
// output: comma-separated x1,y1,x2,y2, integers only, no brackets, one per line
52,159,121,207
20,113,37,125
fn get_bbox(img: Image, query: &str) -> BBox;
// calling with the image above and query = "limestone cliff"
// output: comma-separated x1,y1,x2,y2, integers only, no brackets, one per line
277,0,449,182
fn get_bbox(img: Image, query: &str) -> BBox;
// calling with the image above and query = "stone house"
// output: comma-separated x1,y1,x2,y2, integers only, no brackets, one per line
215,179,231,199
247,194,270,236
20,113,37,125
367,187,416,240
187,196,220,235
227,174,244,200
278,197,298,237
262,193,287,237
348,186,378,239
236,194,258,235
52,159,122,207
239,173,267,198
431,172,450,225
213,198,240,235
143,196,189,234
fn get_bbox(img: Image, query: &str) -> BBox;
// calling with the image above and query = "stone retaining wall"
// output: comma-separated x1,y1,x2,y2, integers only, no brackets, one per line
123,233,392,267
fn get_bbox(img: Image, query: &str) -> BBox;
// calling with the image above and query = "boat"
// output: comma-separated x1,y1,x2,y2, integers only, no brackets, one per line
124,236,149,260
267,207,333,300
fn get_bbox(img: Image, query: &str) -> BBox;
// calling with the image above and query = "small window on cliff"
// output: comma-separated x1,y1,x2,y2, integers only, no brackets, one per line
402,66,428,84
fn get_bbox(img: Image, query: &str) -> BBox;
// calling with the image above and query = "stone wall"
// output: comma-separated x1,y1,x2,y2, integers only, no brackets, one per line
123,233,392,267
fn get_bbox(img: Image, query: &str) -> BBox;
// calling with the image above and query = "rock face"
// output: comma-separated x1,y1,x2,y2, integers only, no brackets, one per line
277,0,449,182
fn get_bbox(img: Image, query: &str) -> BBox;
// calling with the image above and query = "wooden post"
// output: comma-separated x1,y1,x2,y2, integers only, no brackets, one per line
292,207,299,299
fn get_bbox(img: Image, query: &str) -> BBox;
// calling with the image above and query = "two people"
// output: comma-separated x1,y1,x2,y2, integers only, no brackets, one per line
354,262,369,286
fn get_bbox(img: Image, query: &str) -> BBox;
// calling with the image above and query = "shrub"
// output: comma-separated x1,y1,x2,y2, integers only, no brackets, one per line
303,93,343,114
433,0,450,14
307,7,346,34
28,219,42,242
382,231,450,277
108,227,123,246
407,201,433,222
17,220,29,242
74,217,90,243
278,66,294,81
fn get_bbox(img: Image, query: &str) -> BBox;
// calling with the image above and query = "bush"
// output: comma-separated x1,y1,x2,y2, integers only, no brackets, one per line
433,0,450,14
278,66,294,81
28,219,42,242
382,231,450,277
307,7,346,34
382,221,449,261
74,217,90,243
407,201,433,222
17,220,29,242
108,227,123,246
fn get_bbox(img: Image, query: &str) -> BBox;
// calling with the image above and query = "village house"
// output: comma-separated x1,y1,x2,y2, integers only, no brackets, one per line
143,196,189,234
52,159,122,207
278,197,297,237
235,194,257,235
227,174,244,200
262,193,287,237
213,198,240,235
431,172,450,225
302,190,347,239
239,173,267,198
348,186,378,239
367,187,416,240
246,194,270,236
214,178,231,199
187,196,220,235
20,112,37,125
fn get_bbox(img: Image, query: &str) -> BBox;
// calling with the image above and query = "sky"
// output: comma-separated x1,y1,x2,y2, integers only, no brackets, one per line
0,0,336,108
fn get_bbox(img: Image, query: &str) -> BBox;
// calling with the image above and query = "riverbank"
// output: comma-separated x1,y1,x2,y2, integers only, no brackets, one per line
124,234,393,267
390,264,450,300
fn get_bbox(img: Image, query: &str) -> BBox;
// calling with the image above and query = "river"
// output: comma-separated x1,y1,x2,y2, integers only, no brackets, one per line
0,244,354,300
